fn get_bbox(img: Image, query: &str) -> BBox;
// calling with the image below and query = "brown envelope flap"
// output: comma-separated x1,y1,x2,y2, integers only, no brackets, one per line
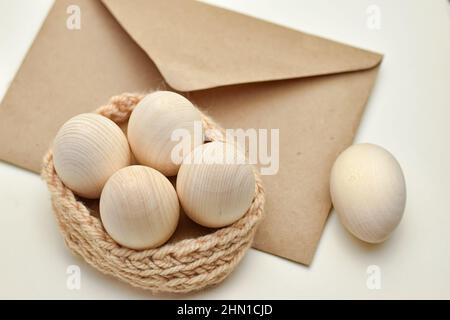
101,0,382,92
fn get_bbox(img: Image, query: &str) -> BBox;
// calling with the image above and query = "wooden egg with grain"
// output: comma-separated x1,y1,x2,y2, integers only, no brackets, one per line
330,143,406,243
53,113,130,199
100,165,180,250
176,141,256,228
127,91,203,176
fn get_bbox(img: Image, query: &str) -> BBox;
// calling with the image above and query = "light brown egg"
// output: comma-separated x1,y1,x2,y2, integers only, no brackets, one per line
176,141,256,228
330,143,406,243
127,91,203,176
100,165,180,250
53,113,130,199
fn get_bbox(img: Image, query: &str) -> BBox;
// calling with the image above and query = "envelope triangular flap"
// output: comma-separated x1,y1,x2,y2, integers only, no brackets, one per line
101,0,382,92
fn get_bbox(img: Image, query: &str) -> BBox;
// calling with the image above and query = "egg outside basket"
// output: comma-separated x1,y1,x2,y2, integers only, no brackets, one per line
41,93,265,293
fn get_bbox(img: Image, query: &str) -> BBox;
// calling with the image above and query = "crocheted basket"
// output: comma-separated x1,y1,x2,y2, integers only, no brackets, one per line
41,93,264,293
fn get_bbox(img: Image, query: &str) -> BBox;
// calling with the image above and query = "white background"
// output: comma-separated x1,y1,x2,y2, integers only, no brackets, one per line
0,0,449,299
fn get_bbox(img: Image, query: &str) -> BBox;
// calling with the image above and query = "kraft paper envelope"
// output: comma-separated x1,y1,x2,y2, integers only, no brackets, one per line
0,0,382,265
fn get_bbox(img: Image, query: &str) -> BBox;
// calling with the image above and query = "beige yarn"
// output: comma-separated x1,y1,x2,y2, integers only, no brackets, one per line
41,93,264,293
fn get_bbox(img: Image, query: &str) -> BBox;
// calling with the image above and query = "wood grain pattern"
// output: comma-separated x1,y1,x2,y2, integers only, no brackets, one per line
176,141,256,228
100,165,180,249
330,143,406,243
53,113,130,199
127,91,203,176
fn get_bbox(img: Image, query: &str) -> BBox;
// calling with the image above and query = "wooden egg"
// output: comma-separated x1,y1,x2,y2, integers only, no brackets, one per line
100,165,180,250
330,143,406,243
53,113,130,199
127,91,203,176
176,141,256,228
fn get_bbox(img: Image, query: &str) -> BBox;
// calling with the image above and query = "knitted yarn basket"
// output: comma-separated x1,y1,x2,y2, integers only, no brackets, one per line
41,93,265,293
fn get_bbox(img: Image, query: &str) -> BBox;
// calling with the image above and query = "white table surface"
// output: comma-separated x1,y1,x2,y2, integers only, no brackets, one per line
1,0,449,299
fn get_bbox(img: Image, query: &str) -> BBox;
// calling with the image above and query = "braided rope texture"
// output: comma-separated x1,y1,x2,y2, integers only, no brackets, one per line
41,93,265,293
